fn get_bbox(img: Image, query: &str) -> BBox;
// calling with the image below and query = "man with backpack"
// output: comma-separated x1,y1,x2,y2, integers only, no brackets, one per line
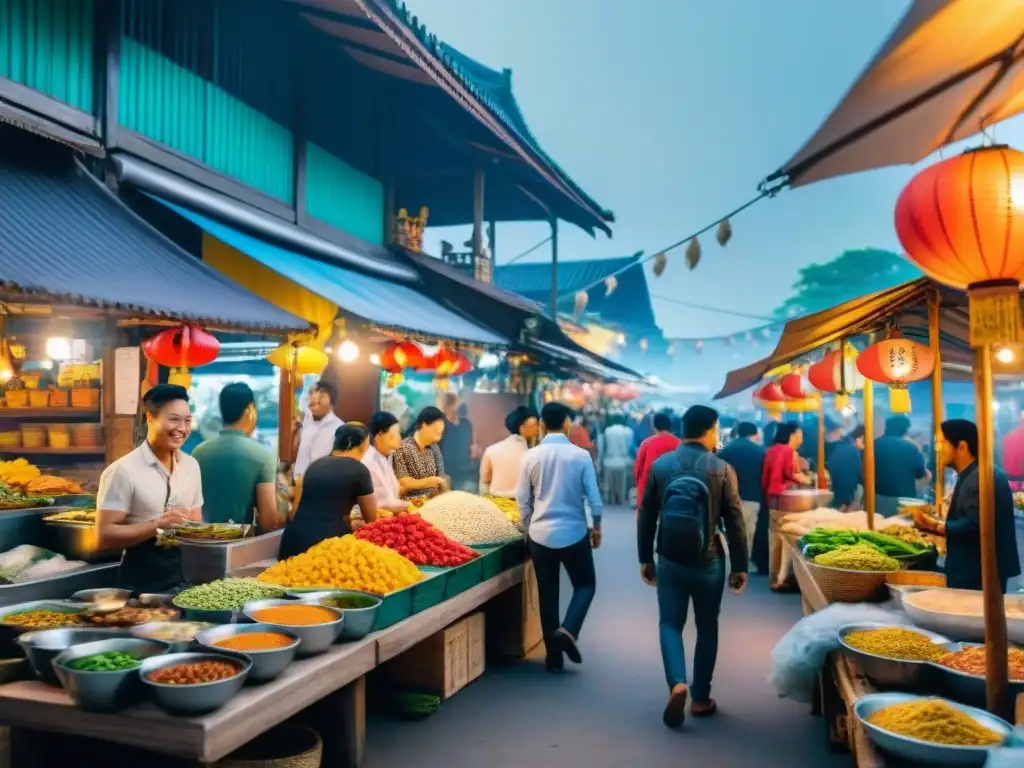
638,404,749,729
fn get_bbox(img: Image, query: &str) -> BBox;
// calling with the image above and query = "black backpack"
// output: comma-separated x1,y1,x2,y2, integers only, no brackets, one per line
658,450,714,566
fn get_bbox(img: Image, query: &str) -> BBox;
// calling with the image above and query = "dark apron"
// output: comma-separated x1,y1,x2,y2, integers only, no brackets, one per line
117,539,183,596
117,465,185,596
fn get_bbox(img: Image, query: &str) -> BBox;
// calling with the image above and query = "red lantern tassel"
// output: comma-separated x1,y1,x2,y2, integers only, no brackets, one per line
889,383,911,413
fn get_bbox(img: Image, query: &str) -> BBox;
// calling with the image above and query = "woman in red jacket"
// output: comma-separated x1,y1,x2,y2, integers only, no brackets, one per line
761,423,809,508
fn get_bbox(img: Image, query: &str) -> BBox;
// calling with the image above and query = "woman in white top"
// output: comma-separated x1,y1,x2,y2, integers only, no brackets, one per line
360,412,411,521
480,407,539,497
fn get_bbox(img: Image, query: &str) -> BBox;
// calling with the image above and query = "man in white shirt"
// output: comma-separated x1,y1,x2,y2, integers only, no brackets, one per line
602,414,635,506
480,406,539,497
293,381,343,480
96,384,203,594
363,411,410,516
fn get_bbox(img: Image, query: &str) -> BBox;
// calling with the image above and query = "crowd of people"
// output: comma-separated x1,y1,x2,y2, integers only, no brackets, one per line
93,381,1020,732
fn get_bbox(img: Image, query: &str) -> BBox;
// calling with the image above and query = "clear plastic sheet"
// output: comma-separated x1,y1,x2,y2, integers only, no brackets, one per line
769,600,908,702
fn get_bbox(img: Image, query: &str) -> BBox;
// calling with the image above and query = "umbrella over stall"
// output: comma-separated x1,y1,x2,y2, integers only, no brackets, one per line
763,0,1024,189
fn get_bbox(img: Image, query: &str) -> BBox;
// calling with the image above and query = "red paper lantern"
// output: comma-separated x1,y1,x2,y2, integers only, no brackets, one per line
755,382,786,402
856,333,935,413
432,348,472,377
895,146,1024,346
142,325,219,369
780,372,809,399
808,350,841,394
377,341,427,372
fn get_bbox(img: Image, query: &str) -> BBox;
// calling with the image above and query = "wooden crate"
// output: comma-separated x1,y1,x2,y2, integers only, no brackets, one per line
385,619,470,700
466,611,485,683
485,558,542,659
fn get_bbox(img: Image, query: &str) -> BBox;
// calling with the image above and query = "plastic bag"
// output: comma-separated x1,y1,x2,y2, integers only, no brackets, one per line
769,601,908,703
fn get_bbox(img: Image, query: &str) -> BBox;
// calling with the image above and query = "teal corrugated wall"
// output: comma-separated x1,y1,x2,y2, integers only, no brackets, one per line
0,0,95,113
119,0,294,203
305,142,384,246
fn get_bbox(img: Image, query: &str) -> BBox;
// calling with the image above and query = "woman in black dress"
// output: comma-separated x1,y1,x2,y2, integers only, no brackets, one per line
279,423,378,559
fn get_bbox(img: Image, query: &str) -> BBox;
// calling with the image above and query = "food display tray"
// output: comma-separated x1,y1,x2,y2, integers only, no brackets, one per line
372,583,415,632
475,541,525,581
412,569,448,614
443,557,483,599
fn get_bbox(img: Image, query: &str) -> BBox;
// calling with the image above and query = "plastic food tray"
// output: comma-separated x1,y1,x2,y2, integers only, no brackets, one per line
371,582,416,631
412,569,448,614
444,557,484,599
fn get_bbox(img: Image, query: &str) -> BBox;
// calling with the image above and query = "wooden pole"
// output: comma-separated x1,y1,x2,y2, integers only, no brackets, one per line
974,344,1009,716
278,365,295,465
862,380,876,530
816,398,827,488
549,217,559,320
928,291,945,514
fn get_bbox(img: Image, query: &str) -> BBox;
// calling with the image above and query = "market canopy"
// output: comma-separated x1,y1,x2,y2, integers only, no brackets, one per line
153,198,506,347
769,0,1024,188
712,277,1002,398
0,137,306,333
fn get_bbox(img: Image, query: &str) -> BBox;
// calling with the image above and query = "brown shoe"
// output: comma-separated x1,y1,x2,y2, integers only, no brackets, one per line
690,698,717,717
663,684,689,728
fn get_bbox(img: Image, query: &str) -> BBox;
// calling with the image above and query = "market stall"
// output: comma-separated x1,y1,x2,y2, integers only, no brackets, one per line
0,492,537,767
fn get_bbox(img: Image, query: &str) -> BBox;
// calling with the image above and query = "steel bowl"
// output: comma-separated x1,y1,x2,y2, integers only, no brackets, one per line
52,637,170,712
242,599,343,655
838,623,952,689
70,588,131,606
902,588,1024,644
17,627,130,686
886,584,935,609
928,642,1024,708
195,624,300,682
0,600,88,639
295,591,381,640
139,651,250,715
854,692,1012,766
129,621,216,652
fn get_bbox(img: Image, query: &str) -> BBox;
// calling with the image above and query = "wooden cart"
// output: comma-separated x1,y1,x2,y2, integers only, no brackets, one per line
789,542,1024,766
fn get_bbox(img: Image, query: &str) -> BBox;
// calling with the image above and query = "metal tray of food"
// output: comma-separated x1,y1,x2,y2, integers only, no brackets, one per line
837,622,952,688
901,588,1024,644
0,599,87,638
928,642,1024,708
854,692,1013,766
0,562,119,607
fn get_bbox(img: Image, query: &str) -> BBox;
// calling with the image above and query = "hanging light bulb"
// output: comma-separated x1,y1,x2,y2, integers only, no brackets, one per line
45,337,72,361
369,353,381,366
996,346,1015,364
337,339,360,363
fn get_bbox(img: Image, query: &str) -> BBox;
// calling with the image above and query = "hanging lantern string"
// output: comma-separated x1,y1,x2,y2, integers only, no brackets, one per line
558,190,770,301
650,293,777,322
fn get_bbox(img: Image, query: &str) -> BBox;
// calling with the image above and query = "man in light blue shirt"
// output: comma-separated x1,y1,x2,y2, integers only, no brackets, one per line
517,402,603,672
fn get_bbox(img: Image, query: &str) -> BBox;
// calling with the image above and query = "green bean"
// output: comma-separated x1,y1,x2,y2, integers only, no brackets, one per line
172,578,283,611
69,651,140,672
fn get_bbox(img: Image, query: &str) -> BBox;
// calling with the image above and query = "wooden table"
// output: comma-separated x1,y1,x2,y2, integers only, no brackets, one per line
0,564,525,767
789,542,1023,767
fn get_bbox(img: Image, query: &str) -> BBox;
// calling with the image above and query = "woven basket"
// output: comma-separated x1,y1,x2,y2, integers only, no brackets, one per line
217,725,322,768
48,429,70,449
803,558,896,603
49,389,69,407
20,426,46,449
0,431,21,447
28,390,49,408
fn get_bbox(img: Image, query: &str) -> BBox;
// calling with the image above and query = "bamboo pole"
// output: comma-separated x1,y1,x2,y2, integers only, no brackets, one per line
863,380,876,530
816,397,827,488
974,344,1009,716
928,291,944,513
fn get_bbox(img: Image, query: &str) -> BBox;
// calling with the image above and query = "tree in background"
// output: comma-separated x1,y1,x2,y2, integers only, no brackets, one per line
773,248,922,320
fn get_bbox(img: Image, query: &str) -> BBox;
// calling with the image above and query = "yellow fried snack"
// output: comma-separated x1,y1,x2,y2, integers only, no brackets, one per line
257,535,423,595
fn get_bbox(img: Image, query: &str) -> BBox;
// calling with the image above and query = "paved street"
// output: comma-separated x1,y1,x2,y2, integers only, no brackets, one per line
366,506,850,767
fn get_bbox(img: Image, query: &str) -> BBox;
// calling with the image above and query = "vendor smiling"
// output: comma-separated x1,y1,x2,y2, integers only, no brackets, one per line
96,384,203,594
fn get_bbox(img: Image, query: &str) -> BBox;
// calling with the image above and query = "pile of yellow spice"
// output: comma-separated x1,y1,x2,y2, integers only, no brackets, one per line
867,699,1002,746
258,535,423,595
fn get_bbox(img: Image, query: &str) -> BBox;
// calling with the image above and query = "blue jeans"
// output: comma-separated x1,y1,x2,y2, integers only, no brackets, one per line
656,556,726,700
